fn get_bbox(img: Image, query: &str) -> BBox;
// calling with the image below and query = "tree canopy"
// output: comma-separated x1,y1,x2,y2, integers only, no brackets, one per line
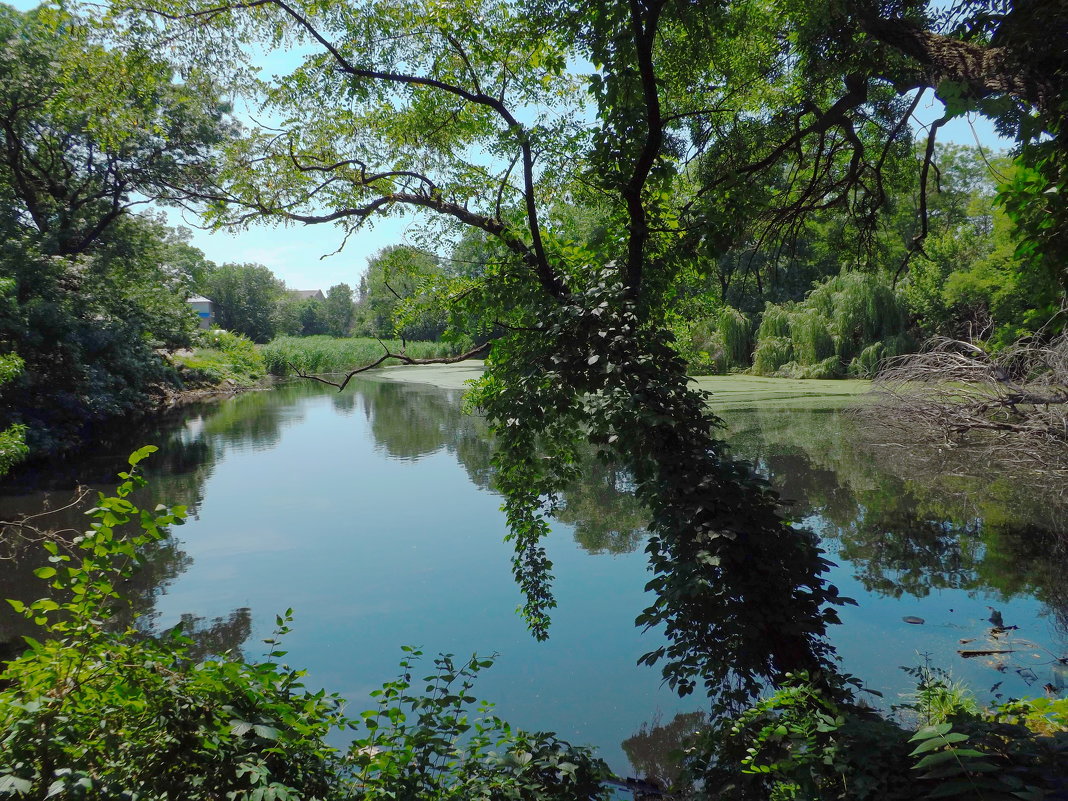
0,3,235,458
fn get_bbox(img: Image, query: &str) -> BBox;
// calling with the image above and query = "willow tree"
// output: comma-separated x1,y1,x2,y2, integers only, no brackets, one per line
118,0,1066,701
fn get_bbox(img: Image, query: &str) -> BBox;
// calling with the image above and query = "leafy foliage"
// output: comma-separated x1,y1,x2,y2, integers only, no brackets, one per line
173,328,267,386
0,3,234,458
0,4,230,256
0,447,347,800
199,262,288,344
322,284,356,338
901,146,1063,349
467,270,846,701
349,648,610,801
355,246,449,341
0,216,206,456
0,279,26,476
751,273,911,378
108,0,1068,777
679,669,1068,801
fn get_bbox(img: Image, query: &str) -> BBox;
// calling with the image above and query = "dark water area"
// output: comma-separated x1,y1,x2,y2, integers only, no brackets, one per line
1,376,1067,776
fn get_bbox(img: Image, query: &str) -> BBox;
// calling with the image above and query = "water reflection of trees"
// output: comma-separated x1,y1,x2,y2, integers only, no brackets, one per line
0,385,318,660
358,379,495,489
621,710,707,791
555,460,648,555
357,378,652,552
9,378,1063,672
724,407,1068,641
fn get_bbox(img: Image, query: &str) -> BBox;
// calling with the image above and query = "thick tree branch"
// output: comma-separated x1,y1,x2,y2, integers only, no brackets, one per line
862,15,1061,124
621,0,666,296
144,0,569,300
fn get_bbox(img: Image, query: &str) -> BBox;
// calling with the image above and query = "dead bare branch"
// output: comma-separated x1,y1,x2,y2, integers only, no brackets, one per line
862,335,1068,456
0,487,91,560
289,341,490,392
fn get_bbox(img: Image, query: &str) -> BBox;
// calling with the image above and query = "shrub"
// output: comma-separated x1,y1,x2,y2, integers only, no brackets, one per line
718,306,752,369
683,318,728,375
680,670,1068,801
775,356,841,380
752,335,793,375
756,303,792,340
790,311,835,366
174,329,266,386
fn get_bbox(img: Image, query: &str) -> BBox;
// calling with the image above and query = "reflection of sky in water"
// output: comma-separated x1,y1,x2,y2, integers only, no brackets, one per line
148,384,696,774
3,377,1066,777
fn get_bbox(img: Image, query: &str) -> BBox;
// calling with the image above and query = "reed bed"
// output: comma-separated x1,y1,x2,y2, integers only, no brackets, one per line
262,336,461,376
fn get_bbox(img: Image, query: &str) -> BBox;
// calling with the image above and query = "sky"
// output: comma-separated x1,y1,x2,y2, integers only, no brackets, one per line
11,0,1016,291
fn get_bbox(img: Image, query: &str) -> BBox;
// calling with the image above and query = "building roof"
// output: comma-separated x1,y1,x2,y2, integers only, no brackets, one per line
187,295,213,303
290,289,325,301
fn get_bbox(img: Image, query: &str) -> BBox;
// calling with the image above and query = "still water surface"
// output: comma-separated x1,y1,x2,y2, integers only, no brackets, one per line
2,372,1066,775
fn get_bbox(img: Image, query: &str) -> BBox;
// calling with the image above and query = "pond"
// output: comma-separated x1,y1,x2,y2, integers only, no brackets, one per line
2,367,1066,777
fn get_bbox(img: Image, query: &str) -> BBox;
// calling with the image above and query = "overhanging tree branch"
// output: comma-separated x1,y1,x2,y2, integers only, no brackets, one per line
291,340,490,392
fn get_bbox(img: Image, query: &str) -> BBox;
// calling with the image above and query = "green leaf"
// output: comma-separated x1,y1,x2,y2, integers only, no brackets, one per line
128,445,158,466
0,774,33,795
253,724,279,740
913,750,958,770
910,722,953,741
910,731,968,755
33,567,56,579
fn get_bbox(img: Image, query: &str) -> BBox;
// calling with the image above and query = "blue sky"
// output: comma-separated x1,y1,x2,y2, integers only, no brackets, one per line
11,0,1015,291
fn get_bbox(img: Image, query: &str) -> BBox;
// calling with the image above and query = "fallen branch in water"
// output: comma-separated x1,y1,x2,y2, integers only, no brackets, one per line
289,340,490,392
863,334,1068,450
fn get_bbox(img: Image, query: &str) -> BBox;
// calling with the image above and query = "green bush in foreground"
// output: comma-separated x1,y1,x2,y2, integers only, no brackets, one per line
681,667,1068,800
0,449,609,801
174,329,267,387
261,336,461,377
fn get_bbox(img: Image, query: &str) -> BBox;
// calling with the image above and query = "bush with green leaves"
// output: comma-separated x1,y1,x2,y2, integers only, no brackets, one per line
0,449,610,801
0,279,26,473
349,648,609,801
680,306,753,375
677,668,1068,801
174,328,267,386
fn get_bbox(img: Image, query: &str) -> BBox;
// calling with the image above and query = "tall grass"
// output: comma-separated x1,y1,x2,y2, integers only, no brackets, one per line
261,336,463,376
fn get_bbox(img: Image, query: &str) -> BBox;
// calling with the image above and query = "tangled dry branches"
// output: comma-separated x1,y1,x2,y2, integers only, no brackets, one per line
866,335,1068,452
0,488,88,561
